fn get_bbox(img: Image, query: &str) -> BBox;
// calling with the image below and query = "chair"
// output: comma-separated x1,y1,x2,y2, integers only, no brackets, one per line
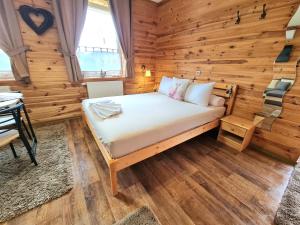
0,92,33,140
0,128,19,158
0,110,33,140
0,101,37,165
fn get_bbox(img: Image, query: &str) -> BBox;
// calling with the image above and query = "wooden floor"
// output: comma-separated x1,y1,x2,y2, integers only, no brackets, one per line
2,118,294,225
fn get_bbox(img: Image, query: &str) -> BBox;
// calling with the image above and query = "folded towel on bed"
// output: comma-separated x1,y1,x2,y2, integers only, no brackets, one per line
90,100,122,119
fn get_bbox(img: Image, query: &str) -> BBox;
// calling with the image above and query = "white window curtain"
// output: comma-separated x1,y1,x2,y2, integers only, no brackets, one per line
109,0,134,78
53,0,88,82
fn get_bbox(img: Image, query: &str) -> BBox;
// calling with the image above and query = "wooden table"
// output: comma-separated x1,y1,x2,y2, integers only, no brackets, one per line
0,99,20,109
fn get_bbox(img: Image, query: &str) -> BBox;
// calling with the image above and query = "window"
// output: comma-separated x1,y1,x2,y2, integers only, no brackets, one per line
77,5,123,78
0,49,14,80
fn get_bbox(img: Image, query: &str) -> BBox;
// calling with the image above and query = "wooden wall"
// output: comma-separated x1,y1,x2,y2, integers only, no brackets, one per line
7,0,86,123
126,0,157,94
155,0,300,162
2,0,156,123
5,0,300,162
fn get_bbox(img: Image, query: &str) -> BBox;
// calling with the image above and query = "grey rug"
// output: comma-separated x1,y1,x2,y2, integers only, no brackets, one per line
275,163,300,225
0,123,73,222
114,207,160,225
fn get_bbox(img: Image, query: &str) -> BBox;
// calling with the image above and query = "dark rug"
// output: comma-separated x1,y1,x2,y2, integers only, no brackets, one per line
0,123,73,222
275,163,300,225
113,207,160,225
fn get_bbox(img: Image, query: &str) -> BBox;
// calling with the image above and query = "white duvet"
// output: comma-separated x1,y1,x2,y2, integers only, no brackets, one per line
82,92,225,159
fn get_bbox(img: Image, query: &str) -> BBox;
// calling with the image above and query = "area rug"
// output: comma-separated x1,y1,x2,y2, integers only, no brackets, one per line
0,123,73,222
113,207,160,225
274,163,300,225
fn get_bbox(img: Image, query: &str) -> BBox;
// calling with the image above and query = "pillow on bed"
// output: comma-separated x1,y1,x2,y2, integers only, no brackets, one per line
158,76,172,95
209,94,225,107
184,82,215,106
168,77,191,100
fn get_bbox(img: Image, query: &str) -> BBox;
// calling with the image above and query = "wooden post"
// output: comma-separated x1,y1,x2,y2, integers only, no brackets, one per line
109,165,118,196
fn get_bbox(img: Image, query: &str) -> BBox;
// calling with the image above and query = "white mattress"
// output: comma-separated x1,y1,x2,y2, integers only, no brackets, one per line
82,92,225,159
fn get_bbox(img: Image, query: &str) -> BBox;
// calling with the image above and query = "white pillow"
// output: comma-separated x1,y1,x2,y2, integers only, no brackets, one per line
168,77,191,100
209,94,225,107
158,76,172,95
184,82,215,106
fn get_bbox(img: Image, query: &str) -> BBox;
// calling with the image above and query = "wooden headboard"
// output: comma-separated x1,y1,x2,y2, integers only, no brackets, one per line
194,81,238,116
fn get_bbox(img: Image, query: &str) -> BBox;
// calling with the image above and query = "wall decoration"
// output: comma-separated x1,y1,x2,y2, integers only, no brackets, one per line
286,5,300,41
235,10,241,24
275,45,294,63
255,5,300,131
19,5,54,35
255,76,296,131
260,4,267,19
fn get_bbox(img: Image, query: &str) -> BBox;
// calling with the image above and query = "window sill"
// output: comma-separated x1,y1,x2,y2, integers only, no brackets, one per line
0,79,18,85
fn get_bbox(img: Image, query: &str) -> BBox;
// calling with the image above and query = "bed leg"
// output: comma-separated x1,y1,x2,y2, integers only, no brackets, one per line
81,111,87,126
110,167,118,196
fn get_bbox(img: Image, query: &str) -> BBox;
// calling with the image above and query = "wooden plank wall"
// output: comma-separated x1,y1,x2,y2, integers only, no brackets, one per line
6,0,87,123
155,0,300,162
125,0,157,94
4,0,300,162
1,0,156,123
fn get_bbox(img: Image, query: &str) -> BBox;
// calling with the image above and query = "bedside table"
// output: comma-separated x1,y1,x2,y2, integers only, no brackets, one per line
218,115,261,152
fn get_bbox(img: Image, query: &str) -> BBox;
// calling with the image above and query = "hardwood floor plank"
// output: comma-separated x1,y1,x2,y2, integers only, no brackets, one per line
66,120,92,225
84,181,115,225
1,118,294,225
190,171,257,225
134,161,196,225
162,138,286,225
159,154,246,225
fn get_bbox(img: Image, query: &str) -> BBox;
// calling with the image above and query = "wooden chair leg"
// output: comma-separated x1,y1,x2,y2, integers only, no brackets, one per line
110,167,118,196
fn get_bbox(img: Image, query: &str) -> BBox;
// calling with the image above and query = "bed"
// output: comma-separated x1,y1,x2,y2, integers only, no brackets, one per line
82,82,237,196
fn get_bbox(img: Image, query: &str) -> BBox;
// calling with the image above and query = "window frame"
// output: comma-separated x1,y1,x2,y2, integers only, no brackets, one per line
78,4,125,80
0,49,14,81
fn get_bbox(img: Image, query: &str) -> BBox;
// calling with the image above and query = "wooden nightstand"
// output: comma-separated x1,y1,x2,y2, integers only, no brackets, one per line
218,115,262,152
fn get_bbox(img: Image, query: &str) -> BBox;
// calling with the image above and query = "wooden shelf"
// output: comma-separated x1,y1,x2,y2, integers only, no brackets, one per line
221,131,243,143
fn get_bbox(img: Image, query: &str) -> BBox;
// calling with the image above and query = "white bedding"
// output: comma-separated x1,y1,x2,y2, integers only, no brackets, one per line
82,92,225,159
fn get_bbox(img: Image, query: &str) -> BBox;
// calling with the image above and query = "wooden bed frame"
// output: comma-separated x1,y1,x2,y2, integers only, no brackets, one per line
82,82,238,196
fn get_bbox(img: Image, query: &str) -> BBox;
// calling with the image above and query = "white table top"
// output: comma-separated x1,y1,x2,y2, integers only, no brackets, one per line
0,92,23,102
0,99,20,110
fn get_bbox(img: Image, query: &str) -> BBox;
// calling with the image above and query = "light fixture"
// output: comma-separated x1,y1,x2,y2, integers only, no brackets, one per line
145,69,151,77
141,64,146,72
141,65,152,92
141,64,151,77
